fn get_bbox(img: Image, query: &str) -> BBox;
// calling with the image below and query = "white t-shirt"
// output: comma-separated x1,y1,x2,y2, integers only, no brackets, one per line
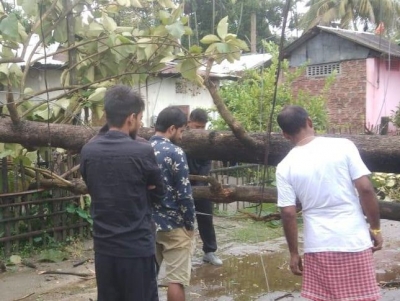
276,137,373,253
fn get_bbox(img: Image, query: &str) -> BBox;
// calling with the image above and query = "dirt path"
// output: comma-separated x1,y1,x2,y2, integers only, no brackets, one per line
1,216,399,301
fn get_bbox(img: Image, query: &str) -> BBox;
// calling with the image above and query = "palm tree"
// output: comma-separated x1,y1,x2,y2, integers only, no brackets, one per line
301,0,400,33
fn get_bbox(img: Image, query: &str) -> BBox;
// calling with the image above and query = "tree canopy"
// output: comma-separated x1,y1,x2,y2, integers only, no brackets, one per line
301,0,400,33
185,0,300,49
0,0,248,162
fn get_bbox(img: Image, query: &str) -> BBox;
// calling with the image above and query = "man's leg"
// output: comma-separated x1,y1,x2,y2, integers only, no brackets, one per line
94,253,120,301
167,283,185,301
117,256,159,301
158,228,192,301
195,198,222,265
155,239,164,275
195,198,217,253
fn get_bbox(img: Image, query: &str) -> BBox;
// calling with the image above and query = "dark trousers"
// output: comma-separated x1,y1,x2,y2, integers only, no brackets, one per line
95,253,159,301
195,198,217,253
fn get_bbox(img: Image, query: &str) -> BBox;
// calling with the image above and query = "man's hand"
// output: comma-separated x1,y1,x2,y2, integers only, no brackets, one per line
289,253,303,276
370,231,383,252
147,185,156,190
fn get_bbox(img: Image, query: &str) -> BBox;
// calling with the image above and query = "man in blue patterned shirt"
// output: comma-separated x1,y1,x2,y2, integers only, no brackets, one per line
149,107,195,301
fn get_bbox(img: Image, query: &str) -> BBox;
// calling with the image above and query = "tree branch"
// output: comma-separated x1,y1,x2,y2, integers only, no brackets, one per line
30,0,60,34
6,83,20,124
20,0,77,97
189,175,225,194
24,175,400,221
60,164,80,179
0,57,24,64
204,64,258,149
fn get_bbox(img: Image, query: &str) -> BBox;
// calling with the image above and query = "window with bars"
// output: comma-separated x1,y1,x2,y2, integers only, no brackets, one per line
175,79,187,94
306,63,341,77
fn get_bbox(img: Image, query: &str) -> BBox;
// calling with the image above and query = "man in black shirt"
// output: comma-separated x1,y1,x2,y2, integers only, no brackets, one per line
187,109,222,266
80,85,164,301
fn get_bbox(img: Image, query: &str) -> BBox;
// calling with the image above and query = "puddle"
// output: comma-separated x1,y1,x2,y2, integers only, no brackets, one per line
191,251,301,300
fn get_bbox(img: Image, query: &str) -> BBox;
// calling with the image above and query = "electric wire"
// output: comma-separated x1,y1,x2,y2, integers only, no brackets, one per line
257,0,293,297
39,0,53,181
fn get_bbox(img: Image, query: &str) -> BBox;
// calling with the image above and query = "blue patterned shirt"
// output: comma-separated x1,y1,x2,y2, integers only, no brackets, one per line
149,135,195,231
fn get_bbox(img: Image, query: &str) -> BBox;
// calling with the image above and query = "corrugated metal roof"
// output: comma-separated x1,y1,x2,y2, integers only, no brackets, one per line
158,53,272,80
284,26,400,58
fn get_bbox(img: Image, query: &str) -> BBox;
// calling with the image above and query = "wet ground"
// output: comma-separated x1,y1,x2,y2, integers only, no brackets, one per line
1,217,400,301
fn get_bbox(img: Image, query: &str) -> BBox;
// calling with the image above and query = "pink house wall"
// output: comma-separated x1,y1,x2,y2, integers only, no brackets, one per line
289,60,367,131
366,58,400,133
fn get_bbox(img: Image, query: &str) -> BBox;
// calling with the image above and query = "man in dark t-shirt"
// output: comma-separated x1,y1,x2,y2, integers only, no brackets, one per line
80,85,164,301
187,109,222,266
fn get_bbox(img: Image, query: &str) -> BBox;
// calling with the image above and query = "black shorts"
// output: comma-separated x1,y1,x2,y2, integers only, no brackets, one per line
95,253,159,301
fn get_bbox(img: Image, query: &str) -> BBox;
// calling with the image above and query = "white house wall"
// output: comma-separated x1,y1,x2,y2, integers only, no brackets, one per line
24,69,64,100
0,68,64,114
140,77,216,127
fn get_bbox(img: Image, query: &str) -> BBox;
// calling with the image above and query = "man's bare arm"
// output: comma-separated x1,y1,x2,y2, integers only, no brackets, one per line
354,175,383,251
281,206,299,255
281,205,303,275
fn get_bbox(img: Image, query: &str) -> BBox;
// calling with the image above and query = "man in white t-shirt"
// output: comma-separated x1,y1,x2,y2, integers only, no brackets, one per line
276,105,383,301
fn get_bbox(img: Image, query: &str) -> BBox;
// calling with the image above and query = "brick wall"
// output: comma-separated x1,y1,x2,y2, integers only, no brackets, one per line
290,59,366,131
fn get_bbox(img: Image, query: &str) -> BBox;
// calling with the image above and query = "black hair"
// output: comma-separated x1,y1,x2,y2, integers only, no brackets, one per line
98,123,138,140
189,108,208,123
277,105,309,135
104,85,145,128
155,106,187,132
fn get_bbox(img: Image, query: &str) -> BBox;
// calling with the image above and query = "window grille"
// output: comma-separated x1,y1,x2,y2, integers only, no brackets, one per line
306,63,341,77
175,80,187,94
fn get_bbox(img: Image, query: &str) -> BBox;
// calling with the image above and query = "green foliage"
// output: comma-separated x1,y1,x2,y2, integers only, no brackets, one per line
66,195,93,226
372,173,400,202
301,0,400,33
211,42,330,132
183,0,301,49
38,249,69,263
391,103,400,128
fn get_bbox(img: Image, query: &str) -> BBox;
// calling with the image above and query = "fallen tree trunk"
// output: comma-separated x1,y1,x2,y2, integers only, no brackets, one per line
194,185,400,222
1,118,400,172
36,178,400,221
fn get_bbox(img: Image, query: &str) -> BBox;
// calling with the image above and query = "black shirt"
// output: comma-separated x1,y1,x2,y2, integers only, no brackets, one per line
80,130,164,258
187,156,212,187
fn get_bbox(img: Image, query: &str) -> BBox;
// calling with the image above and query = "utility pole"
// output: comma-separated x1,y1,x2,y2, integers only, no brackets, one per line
63,0,77,86
212,0,215,34
63,0,82,124
250,12,257,53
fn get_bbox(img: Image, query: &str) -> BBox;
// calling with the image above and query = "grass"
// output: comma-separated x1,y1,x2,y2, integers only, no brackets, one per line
212,204,285,245
213,203,303,245
231,219,284,244
1,235,86,262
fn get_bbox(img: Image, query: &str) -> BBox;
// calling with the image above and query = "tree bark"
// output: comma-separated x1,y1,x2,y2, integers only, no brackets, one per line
1,118,400,172
205,77,258,149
